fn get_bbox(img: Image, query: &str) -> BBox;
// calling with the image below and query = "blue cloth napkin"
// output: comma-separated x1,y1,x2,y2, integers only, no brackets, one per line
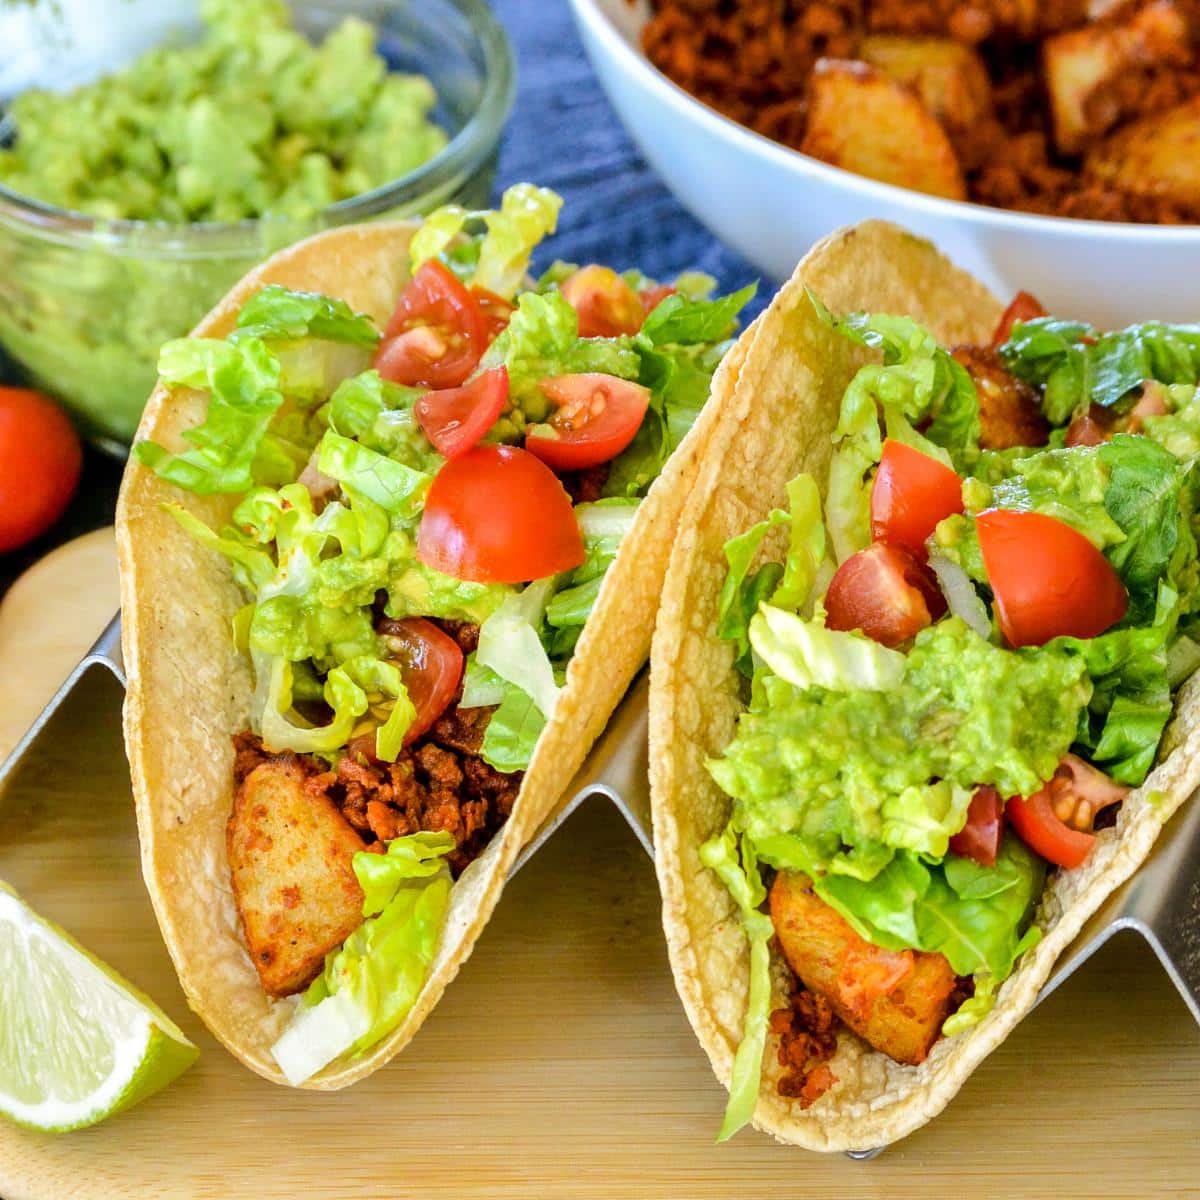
490,0,765,319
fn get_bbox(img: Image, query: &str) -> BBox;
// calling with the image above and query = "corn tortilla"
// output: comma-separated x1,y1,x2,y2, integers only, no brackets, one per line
117,221,745,1088
649,220,1200,1150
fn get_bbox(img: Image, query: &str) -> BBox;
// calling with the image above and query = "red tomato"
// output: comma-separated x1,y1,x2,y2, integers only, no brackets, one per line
415,367,509,460
948,786,1005,867
374,260,485,388
417,444,585,583
870,439,964,560
976,509,1127,647
349,617,464,762
639,284,676,314
561,265,645,338
990,290,1047,348
470,286,514,344
1065,404,1113,447
825,542,947,648
0,387,82,553
524,373,651,471
1007,789,1094,868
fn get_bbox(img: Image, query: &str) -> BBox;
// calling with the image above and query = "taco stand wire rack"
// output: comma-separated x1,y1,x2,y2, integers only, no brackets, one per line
3,613,1199,1160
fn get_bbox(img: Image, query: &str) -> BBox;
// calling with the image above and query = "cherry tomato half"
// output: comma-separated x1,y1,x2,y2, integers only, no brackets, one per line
524,373,651,471
417,444,585,583
0,387,82,553
375,260,485,389
824,542,947,648
870,439,964,560
470,285,515,344
415,367,509,460
976,509,1127,648
561,265,645,338
348,617,464,762
990,290,1047,348
948,786,1005,867
639,284,676,315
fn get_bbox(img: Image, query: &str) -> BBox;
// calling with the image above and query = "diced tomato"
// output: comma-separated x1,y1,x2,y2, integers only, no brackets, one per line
870,439,964,560
1008,755,1129,868
825,542,948,648
374,260,485,389
949,786,1005,867
976,509,1127,648
415,367,509,460
470,285,515,344
0,387,82,553
348,617,464,762
1065,404,1113,447
990,290,1047,348
417,444,585,583
639,283,676,315
524,373,651,471
561,265,645,338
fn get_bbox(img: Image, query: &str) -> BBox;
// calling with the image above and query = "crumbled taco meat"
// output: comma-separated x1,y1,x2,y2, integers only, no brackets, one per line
561,463,611,504
231,621,519,878
643,0,1200,223
770,987,839,1106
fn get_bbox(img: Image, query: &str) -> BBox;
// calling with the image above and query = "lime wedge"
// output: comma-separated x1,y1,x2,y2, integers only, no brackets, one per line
0,882,198,1132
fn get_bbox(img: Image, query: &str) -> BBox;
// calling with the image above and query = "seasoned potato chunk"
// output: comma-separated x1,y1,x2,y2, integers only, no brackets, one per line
769,872,957,1066
801,59,966,201
1044,1,1191,154
858,35,992,133
228,759,367,997
952,345,1049,450
1086,94,1200,208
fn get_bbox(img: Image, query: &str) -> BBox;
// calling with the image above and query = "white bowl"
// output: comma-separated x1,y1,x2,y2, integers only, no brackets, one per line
569,0,1200,327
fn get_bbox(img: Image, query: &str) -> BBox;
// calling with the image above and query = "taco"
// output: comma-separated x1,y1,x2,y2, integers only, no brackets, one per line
118,184,754,1088
649,220,1200,1150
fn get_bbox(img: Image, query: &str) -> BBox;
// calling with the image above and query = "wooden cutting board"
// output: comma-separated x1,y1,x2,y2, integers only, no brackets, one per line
0,532,1197,1199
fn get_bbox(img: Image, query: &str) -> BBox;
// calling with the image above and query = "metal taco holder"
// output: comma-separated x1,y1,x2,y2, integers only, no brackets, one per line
3,615,1198,1160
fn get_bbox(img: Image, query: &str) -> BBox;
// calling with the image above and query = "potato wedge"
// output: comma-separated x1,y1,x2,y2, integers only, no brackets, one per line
1044,1,1190,154
951,345,1049,450
858,35,992,133
228,759,367,997
769,872,957,1066
1086,94,1200,207
801,59,966,200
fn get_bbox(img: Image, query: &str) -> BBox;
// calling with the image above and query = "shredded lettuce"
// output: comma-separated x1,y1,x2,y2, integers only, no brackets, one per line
545,500,640,633
748,606,905,693
232,284,381,346
1001,317,1200,422
813,297,979,561
698,826,774,1143
639,283,756,348
316,431,430,521
410,183,563,300
271,831,455,1084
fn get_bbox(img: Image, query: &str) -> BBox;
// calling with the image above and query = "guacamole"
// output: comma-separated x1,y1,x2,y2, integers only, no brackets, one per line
0,0,452,445
0,0,446,223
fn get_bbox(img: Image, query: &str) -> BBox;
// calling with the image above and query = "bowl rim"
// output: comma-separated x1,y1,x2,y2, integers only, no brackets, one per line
0,0,515,247
570,0,1200,242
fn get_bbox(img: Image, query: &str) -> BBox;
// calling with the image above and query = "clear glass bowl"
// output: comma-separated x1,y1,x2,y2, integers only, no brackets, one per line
0,0,514,453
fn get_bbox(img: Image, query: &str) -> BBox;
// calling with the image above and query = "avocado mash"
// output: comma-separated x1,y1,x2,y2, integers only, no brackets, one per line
0,0,446,222
0,0,454,445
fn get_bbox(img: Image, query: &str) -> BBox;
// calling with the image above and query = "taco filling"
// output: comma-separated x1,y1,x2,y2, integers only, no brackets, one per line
135,183,753,1084
706,289,1200,1137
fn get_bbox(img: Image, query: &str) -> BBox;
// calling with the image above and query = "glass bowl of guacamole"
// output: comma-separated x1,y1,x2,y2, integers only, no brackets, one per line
0,0,514,452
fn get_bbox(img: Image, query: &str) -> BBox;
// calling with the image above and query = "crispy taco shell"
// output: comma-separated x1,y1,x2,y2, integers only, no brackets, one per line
649,220,1200,1150
118,222,747,1088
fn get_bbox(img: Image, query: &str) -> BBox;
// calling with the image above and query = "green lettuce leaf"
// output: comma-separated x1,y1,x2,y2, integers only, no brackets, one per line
639,283,756,347
135,334,289,494
316,431,430,521
815,835,1044,979
698,826,774,1143
232,284,381,346
410,183,563,300
477,684,547,774
545,500,640,633
271,831,455,1084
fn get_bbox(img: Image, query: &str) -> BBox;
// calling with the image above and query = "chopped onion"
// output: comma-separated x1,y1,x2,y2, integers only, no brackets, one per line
929,552,992,641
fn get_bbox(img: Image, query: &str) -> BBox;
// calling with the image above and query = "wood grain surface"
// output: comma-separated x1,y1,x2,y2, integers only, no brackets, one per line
0,533,1197,1199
